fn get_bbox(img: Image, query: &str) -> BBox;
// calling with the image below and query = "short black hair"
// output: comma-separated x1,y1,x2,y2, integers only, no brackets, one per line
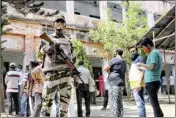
17,65,23,69
116,48,123,56
140,37,154,47
29,61,39,68
135,47,138,52
55,19,65,23
78,60,84,66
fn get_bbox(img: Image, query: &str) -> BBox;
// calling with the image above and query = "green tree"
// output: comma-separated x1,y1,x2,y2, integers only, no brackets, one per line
72,40,92,73
89,1,149,64
0,1,10,114
89,1,149,101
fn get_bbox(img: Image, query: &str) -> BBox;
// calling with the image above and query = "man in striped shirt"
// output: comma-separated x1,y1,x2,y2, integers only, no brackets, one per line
5,62,23,116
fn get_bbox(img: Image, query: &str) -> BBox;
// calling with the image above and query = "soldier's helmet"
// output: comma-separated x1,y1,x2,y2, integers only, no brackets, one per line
55,14,65,23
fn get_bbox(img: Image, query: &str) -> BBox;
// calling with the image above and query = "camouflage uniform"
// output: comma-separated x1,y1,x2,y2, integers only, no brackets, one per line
39,15,74,117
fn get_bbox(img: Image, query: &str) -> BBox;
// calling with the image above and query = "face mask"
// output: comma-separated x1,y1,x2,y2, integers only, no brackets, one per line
131,52,139,61
143,47,150,53
16,68,21,72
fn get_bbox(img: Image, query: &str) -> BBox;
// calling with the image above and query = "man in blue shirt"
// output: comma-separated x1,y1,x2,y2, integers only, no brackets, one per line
137,37,164,117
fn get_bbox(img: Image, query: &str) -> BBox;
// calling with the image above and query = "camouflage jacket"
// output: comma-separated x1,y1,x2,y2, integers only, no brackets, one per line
38,33,75,73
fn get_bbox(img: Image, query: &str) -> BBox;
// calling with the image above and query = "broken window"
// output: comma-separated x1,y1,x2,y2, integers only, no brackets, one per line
74,1,100,19
107,2,123,22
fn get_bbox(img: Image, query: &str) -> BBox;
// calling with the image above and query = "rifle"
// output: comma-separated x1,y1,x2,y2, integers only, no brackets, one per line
40,32,85,88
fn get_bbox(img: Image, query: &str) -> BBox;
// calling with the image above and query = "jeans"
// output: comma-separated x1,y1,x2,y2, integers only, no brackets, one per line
145,81,164,117
55,91,59,117
76,84,90,117
20,92,28,116
103,90,108,108
132,87,146,117
31,93,42,117
6,92,19,115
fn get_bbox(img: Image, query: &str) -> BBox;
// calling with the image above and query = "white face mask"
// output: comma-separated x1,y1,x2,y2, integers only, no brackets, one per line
16,68,21,72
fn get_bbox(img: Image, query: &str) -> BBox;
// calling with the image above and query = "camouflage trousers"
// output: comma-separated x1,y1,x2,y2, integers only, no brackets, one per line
40,70,72,117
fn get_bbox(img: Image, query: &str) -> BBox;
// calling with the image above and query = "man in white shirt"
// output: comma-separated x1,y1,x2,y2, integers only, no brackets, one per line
5,63,23,116
170,73,175,94
161,75,167,95
76,61,91,117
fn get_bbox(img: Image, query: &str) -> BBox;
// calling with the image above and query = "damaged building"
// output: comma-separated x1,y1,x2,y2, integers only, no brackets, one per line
1,1,174,82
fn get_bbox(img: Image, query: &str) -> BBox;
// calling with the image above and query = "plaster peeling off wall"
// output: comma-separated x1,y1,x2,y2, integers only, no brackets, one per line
1,35,24,51
83,43,104,58
6,21,43,36
24,35,35,65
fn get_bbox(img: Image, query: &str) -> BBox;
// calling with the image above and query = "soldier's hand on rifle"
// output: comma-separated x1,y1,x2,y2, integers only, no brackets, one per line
47,45,55,56
39,41,46,50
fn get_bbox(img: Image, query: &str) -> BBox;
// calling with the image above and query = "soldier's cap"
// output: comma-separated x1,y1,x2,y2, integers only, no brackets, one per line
55,14,65,23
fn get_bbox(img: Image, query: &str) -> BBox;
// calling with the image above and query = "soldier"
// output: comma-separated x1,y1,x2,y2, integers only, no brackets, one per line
39,14,75,117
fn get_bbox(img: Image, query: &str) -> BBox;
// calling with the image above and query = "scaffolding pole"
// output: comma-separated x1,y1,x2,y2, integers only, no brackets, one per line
164,50,171,103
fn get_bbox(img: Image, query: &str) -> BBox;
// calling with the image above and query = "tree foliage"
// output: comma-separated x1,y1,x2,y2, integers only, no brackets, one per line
89,1,149,64
72,40,92,73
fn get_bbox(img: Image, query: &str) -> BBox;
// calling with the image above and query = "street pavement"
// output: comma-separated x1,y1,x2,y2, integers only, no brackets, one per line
50,95,175,117
1,95,175,117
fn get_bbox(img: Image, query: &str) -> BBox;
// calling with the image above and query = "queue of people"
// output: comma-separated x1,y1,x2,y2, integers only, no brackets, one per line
4,37,170,117
5,61,60,117
102,37,165,117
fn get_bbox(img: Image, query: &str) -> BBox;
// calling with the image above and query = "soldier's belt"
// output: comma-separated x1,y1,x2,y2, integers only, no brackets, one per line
45,69,71,81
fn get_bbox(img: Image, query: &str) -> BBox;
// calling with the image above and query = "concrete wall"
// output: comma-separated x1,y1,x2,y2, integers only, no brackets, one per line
2,51,24,69
35,1,66,12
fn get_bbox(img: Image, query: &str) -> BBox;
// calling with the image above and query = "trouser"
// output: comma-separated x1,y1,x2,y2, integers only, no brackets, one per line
170,85,175,94
161,85,167,95
103,90,108,108
18,85,21,113
145,81,164,117
26,97,30,117
20,92,28,116
6,92,19,115
32,93,42,117
29,96,35,115
55,89,59,117
40,70,72,117
90,91,96,104
109,86,124,117
76,84,90,117
132,87,146,117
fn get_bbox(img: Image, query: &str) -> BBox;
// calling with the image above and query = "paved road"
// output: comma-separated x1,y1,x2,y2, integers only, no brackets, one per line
1,96,175,117
50,100,175,117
